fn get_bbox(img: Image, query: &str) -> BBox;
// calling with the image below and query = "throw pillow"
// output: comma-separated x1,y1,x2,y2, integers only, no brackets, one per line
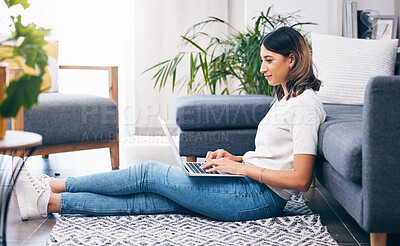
311,33,398,105
0,40,59,93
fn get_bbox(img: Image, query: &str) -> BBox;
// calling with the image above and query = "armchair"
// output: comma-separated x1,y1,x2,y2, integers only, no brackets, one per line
11,65,119,169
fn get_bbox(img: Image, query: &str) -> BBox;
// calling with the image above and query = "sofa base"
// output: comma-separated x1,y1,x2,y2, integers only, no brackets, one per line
315,159,363,226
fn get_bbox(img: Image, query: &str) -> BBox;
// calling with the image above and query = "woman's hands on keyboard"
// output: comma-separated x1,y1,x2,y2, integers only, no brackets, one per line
202,149,246,175
201,158,248,176
204,149,242,163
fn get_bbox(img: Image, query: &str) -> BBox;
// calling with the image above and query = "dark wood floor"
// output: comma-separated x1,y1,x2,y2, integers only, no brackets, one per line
4,142,400,245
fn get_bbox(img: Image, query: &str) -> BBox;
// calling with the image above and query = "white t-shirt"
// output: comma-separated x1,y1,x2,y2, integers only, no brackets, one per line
242,89,326,200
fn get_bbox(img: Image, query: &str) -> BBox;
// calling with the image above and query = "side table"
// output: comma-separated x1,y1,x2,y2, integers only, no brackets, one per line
0,130,42,245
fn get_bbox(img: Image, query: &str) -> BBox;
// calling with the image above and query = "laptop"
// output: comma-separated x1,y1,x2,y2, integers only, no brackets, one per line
158,116,244,177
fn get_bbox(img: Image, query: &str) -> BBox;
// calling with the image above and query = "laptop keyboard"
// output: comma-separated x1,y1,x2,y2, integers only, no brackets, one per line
186,162,220,175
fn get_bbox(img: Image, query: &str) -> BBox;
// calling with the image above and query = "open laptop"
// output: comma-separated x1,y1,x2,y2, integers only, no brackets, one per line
158,116,244,177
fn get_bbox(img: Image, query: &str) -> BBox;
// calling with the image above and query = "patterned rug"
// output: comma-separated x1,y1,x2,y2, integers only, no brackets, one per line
47,196,338,246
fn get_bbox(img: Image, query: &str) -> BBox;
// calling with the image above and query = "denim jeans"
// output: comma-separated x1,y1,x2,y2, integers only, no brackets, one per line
60,161,287,221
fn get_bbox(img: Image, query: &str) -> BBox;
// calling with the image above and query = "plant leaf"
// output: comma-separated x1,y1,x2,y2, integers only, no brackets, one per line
290,22,317,28
4,0,30,9
142,59,171,74
0,75,41,117
181,36,207,54
11,15,50,74
161,60,173,89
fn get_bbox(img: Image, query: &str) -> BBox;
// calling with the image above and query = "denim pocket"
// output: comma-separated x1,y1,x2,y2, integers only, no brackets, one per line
235,204,271,222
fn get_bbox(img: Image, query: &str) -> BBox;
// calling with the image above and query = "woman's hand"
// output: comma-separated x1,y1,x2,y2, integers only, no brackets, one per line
201,158,248,176
205,149,242,163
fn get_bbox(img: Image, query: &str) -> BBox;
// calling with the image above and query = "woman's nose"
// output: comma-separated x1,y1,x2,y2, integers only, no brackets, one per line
260,63,267,73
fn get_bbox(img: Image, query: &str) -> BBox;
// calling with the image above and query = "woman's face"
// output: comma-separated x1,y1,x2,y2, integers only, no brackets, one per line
260,45,293,90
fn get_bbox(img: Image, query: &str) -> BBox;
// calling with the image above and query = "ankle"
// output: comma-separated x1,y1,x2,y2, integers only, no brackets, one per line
50,179,66,193
47,193,61,213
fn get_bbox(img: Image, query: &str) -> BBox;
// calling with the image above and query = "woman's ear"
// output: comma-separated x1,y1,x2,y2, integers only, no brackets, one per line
288,54,295,67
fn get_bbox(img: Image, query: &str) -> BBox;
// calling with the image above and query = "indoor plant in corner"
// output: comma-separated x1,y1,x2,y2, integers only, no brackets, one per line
0,0,50,138
144,6,315,96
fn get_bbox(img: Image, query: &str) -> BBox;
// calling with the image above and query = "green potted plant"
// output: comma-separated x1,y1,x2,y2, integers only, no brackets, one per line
0,0,50,137
144,6,315,96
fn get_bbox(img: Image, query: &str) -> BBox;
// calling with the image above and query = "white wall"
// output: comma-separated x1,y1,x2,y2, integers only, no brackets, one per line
245,0,335,34
245,0,398,36
228,0,246,32
357,0,396,15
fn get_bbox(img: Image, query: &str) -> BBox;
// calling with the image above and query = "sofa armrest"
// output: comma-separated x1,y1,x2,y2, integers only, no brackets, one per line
362,75,400,231
173,95,274,131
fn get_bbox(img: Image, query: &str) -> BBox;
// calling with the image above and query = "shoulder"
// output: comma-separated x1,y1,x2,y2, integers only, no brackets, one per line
288,89,326,122
292,89,322,107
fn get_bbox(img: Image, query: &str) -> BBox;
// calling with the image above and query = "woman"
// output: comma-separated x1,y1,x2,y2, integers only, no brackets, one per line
14,26,326,222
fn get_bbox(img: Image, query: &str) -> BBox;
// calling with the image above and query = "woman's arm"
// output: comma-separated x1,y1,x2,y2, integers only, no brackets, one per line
202,154,315,192
244,154,315,192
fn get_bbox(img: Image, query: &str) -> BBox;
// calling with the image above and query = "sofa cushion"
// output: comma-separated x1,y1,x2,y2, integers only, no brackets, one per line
174,95,274,131
311,32,398,105
24,93,117,146
179,129,257,157
317,104,363,183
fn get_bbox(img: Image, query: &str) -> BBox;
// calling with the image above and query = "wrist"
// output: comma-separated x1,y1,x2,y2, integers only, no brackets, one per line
259,168,266,183
241,164,250,176
235,156,243,162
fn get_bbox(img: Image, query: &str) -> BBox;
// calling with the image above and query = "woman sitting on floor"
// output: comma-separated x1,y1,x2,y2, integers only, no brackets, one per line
14,26,326,222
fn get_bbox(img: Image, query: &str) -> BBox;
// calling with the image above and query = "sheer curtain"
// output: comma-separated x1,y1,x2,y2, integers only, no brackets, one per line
132,0,237,137
0,0,245,140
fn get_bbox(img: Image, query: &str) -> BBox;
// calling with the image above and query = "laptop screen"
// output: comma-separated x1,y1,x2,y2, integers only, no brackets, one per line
158,116,185,166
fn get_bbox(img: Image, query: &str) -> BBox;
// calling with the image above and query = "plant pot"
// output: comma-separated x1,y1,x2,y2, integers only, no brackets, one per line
0,64,8,139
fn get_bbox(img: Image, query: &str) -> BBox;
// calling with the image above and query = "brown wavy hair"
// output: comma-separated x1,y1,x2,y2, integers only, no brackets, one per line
260,27,321,101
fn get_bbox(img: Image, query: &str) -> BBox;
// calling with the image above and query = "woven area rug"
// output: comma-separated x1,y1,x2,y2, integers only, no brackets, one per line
47,196,338,246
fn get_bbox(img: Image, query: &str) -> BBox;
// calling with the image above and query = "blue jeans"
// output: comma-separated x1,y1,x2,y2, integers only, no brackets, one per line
60,161,287,221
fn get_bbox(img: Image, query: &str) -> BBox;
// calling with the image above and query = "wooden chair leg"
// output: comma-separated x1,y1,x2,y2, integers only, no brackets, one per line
110,140,119,170
309,176,315,188
14,149,25,158
186,156,197,162
370,233,387,246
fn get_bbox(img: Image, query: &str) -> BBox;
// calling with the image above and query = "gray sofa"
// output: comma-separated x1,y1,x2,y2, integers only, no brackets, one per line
173,76,400,245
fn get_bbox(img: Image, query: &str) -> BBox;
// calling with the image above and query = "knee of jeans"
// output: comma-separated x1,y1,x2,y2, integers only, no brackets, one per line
278,198,287,212
270,193,287,215
129,161,162,177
